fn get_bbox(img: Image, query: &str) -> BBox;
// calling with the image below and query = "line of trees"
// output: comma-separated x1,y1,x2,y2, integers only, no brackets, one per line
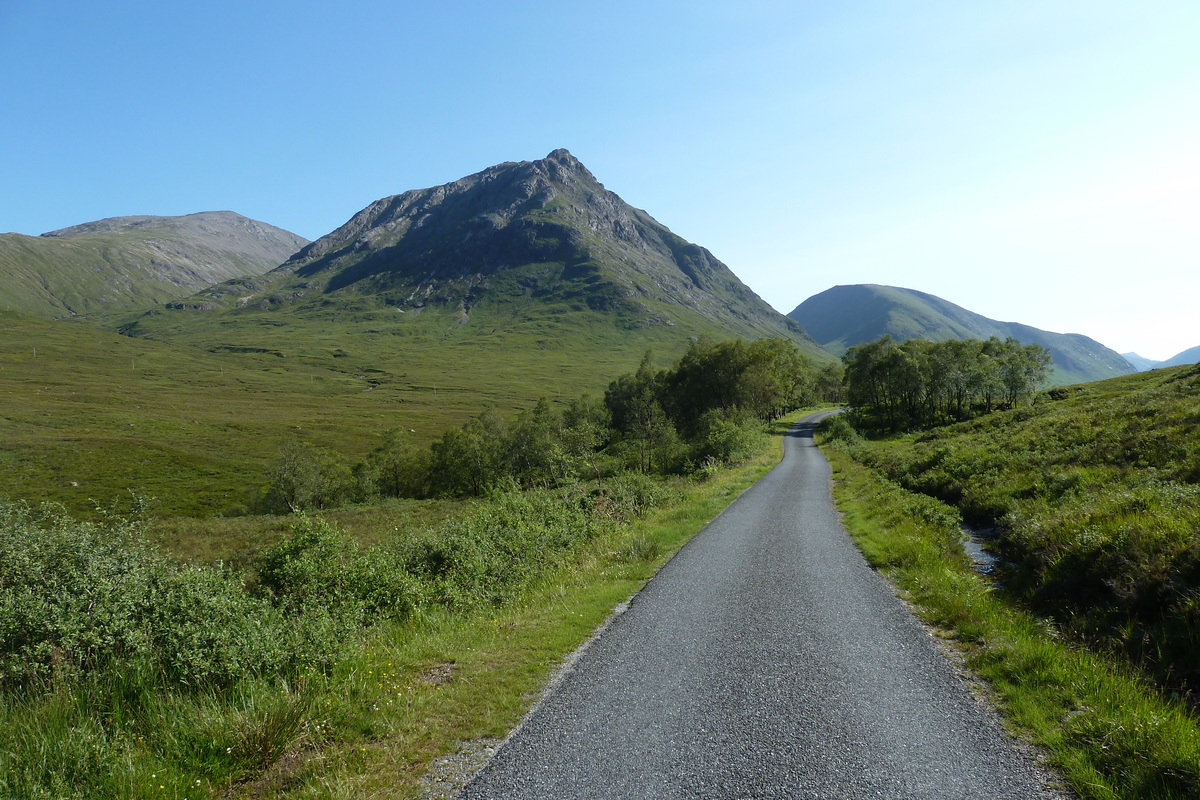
842,335,1052,430
258,337,825,511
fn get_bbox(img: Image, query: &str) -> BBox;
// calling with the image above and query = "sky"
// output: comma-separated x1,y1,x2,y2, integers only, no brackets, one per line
2,1,1197,361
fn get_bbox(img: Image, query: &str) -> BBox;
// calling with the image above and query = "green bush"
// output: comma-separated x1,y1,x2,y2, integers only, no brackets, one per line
0,503,377,691
693,409,768,465
0,502,153,683
257,515,419,624
595,471,674,519
257,440,355,513
402,485,600,608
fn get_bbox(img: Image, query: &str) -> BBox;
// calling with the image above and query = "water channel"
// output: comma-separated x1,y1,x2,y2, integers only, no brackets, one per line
961,523,1003,576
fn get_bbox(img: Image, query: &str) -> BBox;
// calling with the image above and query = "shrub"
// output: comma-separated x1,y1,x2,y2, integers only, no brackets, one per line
693,408,768,465
0,502,296,688
256,516,419,625
402,486,599,608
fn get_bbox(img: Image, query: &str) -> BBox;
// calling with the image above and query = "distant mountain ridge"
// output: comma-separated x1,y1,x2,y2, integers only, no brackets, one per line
788,284,1135,385
148,149,820,355
0,211,308,318
1162,345,1200,367
1122,353,1163,371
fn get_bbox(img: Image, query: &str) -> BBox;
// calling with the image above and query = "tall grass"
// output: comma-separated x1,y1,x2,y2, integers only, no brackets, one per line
851,364,1200,695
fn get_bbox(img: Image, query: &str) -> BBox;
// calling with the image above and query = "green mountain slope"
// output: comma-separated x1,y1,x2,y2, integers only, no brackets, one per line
2,152,827,515
0,212,308,318
1162,344,1200,367
125,150,822,359
789,283,1134,385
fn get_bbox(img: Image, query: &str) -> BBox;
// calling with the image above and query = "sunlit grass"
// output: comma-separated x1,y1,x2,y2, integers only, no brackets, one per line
822,433,1200,800
0,303,728,517
847,363,1200,695
0,412,802,798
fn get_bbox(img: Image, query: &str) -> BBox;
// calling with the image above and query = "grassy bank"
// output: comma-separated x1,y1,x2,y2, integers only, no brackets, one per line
845,364,1200,696
819,422,1200,799
0,412,801,799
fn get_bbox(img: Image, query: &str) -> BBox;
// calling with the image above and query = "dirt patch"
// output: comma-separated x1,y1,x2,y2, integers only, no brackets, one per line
420,662,457,687
419,738,504,800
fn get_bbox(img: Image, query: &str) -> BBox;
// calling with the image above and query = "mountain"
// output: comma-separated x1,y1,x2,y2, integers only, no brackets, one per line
1162,345,1200,367
0,211,308,318
1122,353,1163,372
130,150,819,357
788,284,1135,385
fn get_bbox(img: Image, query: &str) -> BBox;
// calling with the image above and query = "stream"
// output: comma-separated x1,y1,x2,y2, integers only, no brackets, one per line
961,523,1002,576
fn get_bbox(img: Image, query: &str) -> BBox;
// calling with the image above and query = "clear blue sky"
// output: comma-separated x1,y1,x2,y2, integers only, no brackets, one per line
2,1,1197,360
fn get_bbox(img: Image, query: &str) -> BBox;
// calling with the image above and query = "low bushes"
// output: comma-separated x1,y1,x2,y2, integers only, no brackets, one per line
0,464,690,798
0,501,306,688
1,472,679,696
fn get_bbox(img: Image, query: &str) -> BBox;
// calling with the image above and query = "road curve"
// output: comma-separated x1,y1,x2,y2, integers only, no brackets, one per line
459,411,1063,799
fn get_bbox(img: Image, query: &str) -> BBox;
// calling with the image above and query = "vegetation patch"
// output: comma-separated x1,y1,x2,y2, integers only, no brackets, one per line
1,329,814,797
846,364,1200,696
842,334,1051,431
820,407,1200,800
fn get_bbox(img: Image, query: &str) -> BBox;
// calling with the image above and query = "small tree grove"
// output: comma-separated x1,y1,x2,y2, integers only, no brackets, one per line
842,335,1052,431
259,337,824,505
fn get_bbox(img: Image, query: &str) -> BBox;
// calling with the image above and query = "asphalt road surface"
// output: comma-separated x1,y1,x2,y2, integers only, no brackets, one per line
459,411,1064,799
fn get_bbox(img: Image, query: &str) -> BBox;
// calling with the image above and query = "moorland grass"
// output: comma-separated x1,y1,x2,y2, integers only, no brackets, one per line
820,420,1200,800
0,304,724,517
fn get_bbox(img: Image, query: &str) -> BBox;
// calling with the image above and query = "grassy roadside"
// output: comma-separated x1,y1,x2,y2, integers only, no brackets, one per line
230,411,802,799
0,408,803,799
0,410,801,800
819,430,1200,800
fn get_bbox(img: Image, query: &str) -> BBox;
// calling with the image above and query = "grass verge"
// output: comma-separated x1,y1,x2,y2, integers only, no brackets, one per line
820,433,1200,800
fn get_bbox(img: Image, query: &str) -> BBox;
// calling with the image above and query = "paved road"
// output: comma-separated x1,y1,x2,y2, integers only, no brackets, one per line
460,411,1063,799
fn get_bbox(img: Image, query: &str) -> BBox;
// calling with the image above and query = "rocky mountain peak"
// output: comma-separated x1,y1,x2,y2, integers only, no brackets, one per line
532,148,596,184
170,151,819,353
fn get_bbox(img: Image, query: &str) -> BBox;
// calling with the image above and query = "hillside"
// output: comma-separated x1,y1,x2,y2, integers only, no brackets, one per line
1122,352,1162,371
1163,344,1200,367
2,152,827,515
845,362,1200,696
0,308,416,516
0,211,307,318
124,150,822,358
789,283,1134,385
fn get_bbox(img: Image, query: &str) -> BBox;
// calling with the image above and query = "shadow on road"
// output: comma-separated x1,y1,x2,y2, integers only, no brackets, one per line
785,409,844,439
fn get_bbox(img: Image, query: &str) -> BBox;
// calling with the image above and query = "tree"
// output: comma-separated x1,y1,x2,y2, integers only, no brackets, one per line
843,334,1053,431
562,393,612,490
357,428,430,499
429,408,508,496
815,361,846,404
506,398,571,488
997,338,1052,406
260,441,354,513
